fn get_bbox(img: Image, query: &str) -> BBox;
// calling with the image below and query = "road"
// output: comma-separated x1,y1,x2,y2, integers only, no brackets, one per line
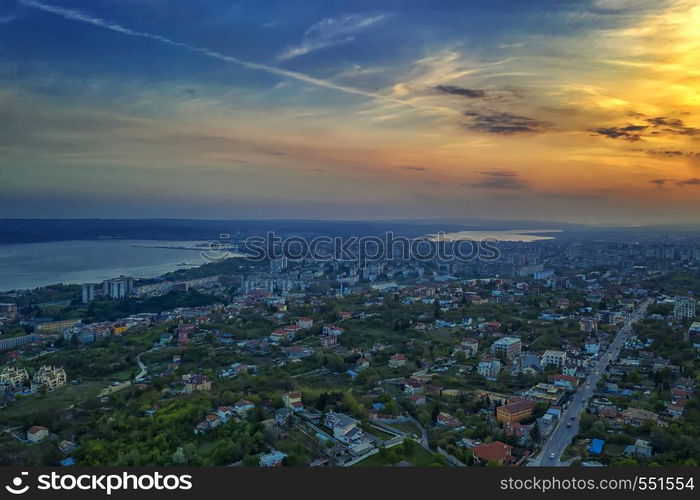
531,299,650,466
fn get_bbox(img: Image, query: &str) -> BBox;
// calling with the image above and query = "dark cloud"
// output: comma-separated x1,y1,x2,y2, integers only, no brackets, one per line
645,116,700,137
649,178,700,187
677,178,700,187
465,170,529,190
640,149,700,157
464,111,549,135
593,125,647,142
434,85,487,99
593,113,699,142
399,165,428,171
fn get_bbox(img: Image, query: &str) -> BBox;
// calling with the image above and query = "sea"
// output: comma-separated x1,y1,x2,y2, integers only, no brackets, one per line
0,229,560,292
0,240,221,292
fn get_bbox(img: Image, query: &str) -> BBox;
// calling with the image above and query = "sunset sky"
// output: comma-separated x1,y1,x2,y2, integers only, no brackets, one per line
1,0,699,224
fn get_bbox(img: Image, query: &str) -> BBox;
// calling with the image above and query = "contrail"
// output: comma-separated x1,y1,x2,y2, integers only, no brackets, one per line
19,0,458,117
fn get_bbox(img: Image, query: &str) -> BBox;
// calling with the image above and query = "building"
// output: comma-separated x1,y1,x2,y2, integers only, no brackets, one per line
283,391,304,412
259,451,286,467
524,382,566,405
31,366,67,393
552,374,579,391
459,338,479,357
584,339,600,355
103,276,135,299
36,319,81,333
621,407,659,427
674,296,696,319
589,439,605,455
491,337,522,361
234,399,256,416
389,354,407,367
177,324,195,344
27,425,49,443
477,355,501,380
0,366,29,391
579,317,598,333
496,398,536,424
324,411,363,445
297,317,314,329
0,334,37,352
436,412,462,428
472,441,513,465
183,374,211,393
541,350,567,369
0,303,18,321
81,283,101,304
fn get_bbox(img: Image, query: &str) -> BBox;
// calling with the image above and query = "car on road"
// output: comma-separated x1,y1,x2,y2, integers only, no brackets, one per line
570,416,575,420
586,380,591,385
549,452,556,459
566,423,572,428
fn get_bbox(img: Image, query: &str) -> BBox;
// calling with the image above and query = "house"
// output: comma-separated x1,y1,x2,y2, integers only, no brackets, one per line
216,406,235,422
59,458,76,467
402,379,424,395
259,451,287,467
409,394,427,406
354,357,370,371
459,338,479,357
322,325,345,336
234,399,256,416
552,374,579,391
58,440,77,454
176,323,194,343
472,441,513,465
183,374,211,393
283,391,304,412
436,412,461,428
621,407,659,427
589,439,605,455
503,422,532,444
325,411,363,445
320,335,337,348
584,339,600,355
297,317,314,329
579,317,598,333
624,439,653,458
275,408,292,426
27,426,49,443
389,354,407,367
496,398,535,424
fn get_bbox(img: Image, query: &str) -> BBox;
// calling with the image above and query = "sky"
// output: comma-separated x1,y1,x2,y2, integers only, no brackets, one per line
0,0,699,225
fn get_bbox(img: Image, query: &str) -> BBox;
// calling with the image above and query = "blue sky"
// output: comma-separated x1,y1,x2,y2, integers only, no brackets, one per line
1,0,699,223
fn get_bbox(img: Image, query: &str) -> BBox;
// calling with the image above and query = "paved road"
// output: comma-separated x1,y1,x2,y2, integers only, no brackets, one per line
531,299,651,466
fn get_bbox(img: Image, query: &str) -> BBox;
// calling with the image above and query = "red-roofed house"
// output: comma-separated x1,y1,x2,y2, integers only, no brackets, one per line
472,441,513,465
27,425,49,443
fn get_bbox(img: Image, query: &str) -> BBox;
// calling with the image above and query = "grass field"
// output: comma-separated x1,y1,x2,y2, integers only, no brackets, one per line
0,381,106,424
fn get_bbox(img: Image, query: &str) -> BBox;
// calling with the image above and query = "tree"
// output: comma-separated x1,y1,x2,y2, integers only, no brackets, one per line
172,447,187,465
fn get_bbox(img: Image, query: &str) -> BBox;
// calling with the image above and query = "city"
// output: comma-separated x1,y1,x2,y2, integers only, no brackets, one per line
1,0,699,493
1,232,699,468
